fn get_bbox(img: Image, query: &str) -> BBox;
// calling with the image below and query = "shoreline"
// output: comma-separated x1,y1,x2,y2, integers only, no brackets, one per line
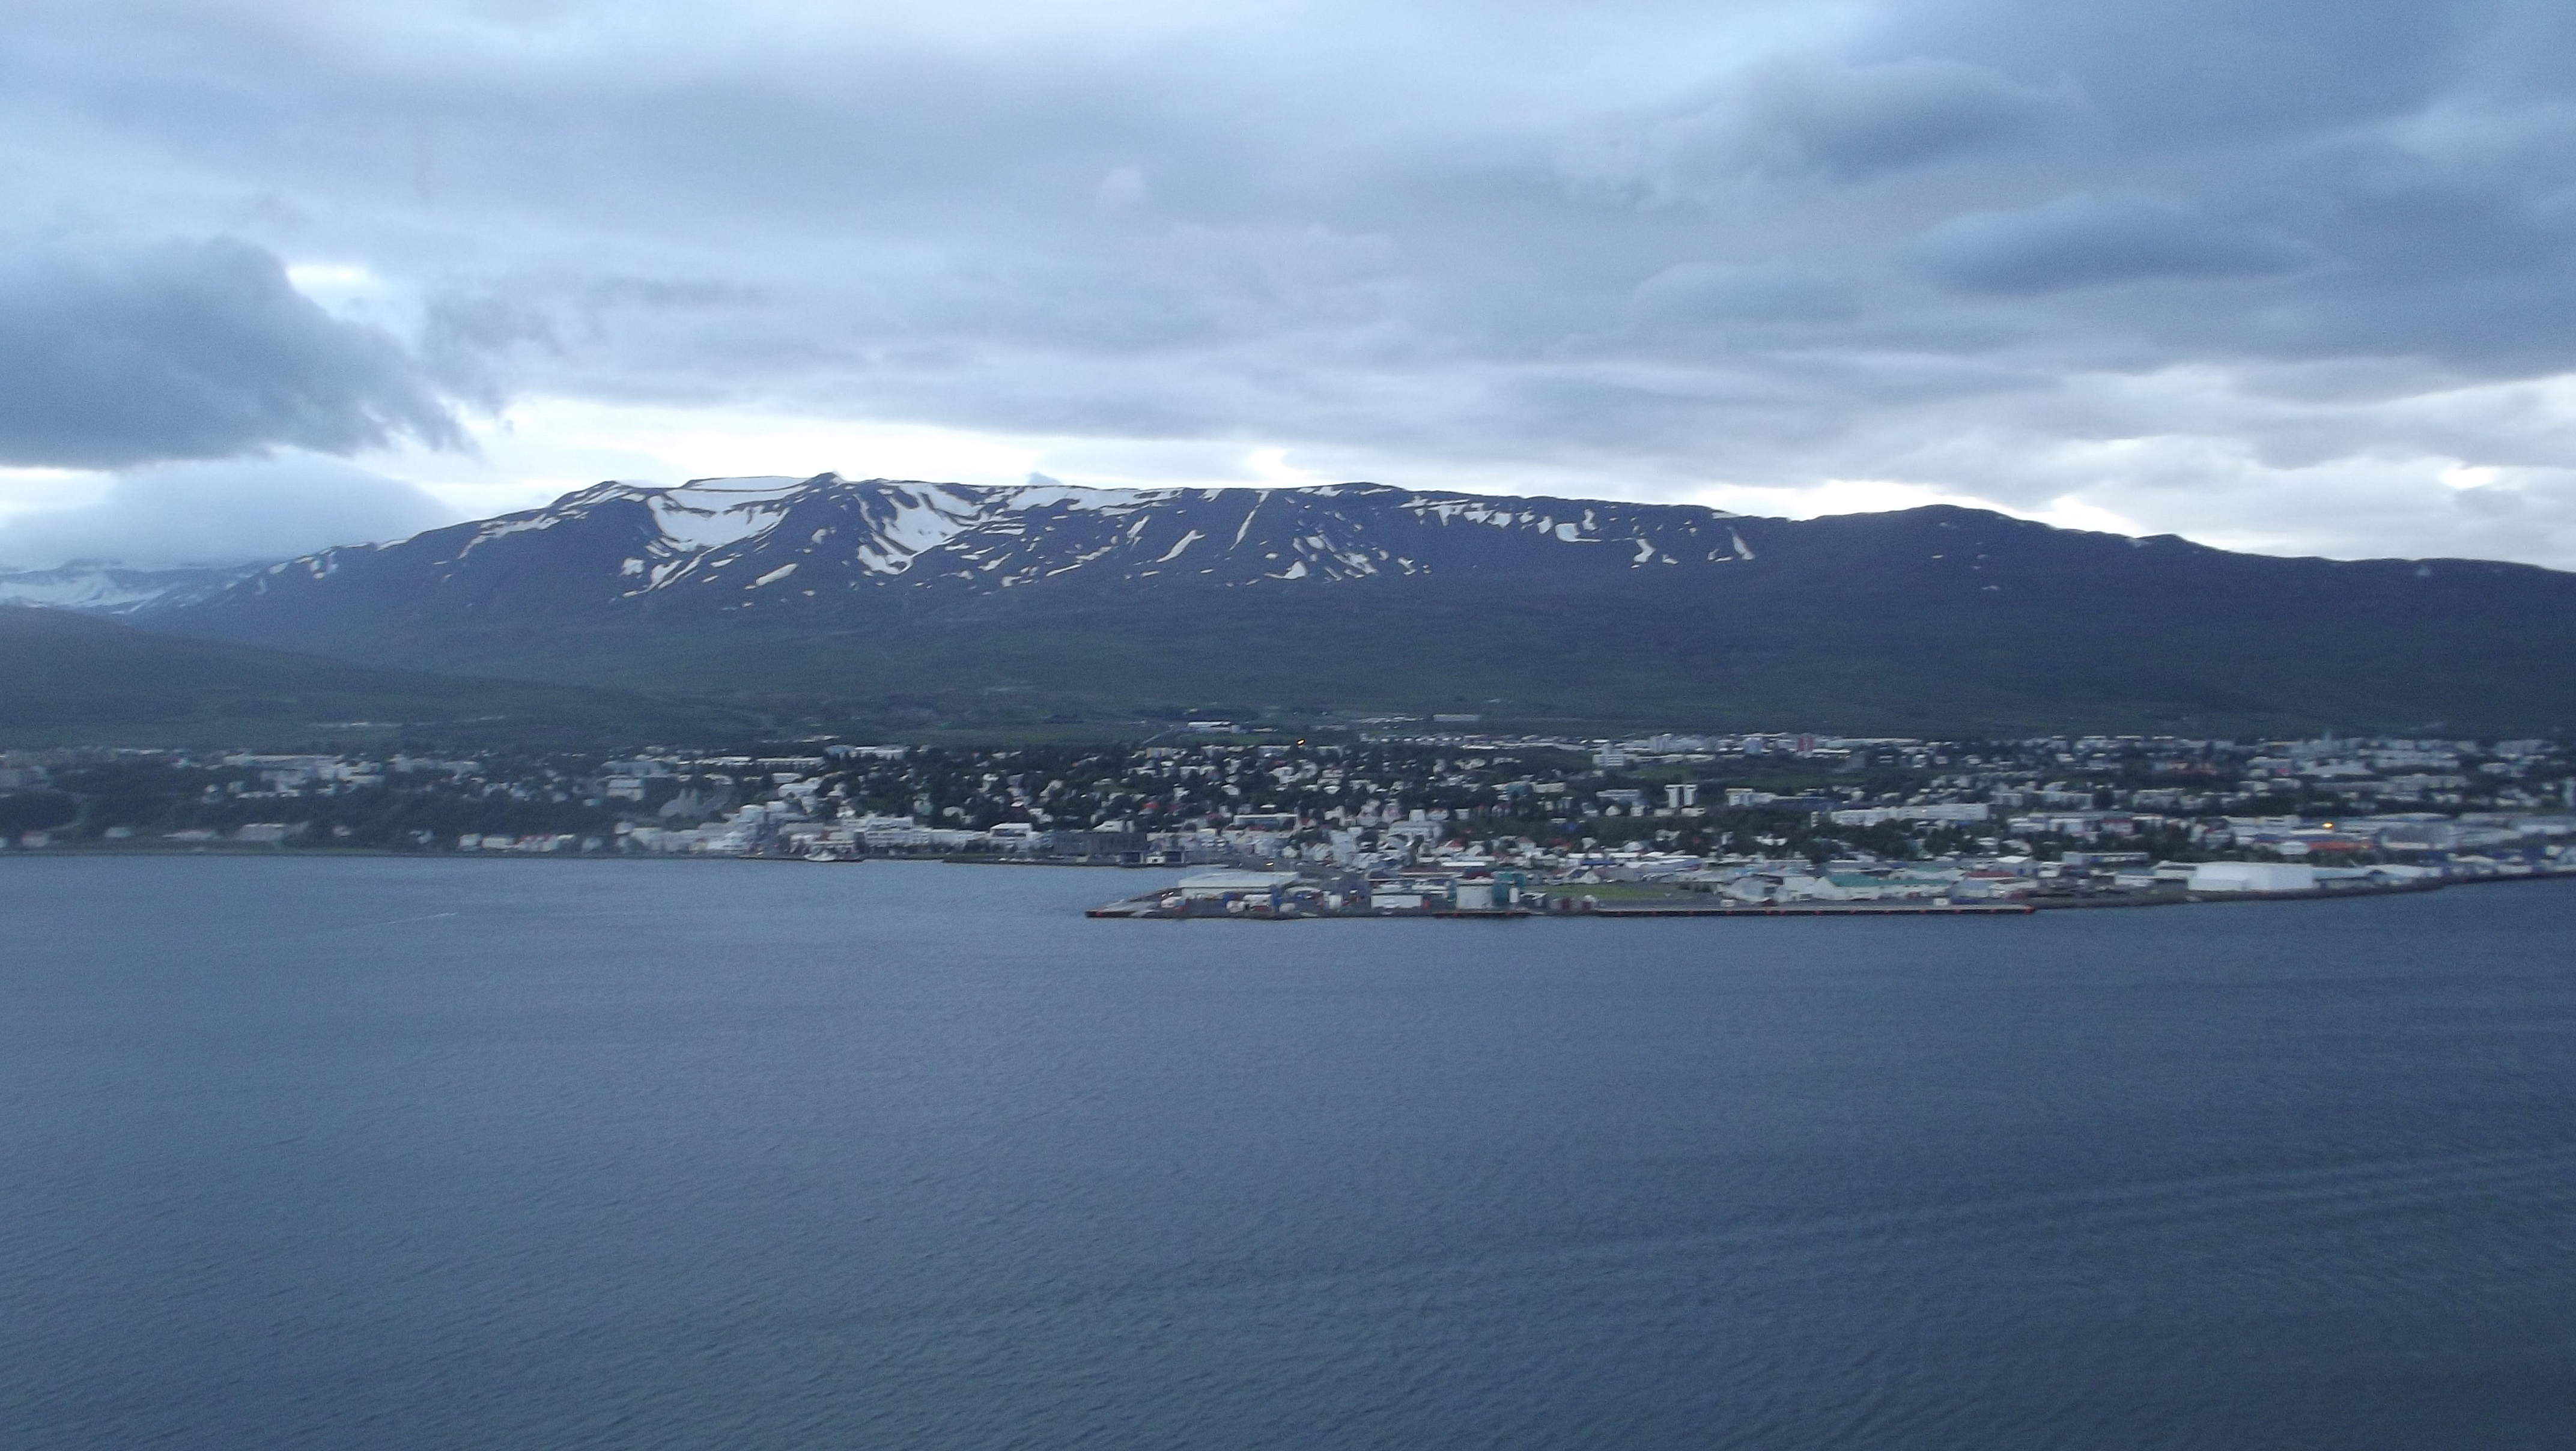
1086,871,2568,920
9,847,2571,919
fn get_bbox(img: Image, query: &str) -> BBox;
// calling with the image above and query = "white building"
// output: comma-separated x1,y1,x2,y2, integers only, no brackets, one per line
2189,862,2317,892
1175,870,1299,900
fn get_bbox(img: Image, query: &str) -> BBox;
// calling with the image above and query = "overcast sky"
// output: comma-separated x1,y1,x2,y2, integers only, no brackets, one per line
4,0,2576,568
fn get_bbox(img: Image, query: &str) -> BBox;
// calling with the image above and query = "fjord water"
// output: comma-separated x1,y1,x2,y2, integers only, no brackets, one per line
5,859,2572,1450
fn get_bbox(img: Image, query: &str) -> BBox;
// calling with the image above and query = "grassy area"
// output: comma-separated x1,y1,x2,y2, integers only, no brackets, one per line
236,570,2576,742
0,608,765,750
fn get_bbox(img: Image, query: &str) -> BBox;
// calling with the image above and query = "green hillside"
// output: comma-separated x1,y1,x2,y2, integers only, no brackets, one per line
97,501,2576,741
285,574,2576,742
0,607,761,749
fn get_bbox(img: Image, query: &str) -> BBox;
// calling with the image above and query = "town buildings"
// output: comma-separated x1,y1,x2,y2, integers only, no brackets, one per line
5,733,2572,904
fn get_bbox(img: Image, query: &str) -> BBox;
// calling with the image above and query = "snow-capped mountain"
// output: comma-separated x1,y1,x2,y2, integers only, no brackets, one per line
185,474,1761,622
114,473,2576,737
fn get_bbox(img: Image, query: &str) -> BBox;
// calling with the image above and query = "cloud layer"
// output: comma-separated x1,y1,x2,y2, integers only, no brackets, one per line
2,0,2576,566
0,455,454,568
1907,194,2313,294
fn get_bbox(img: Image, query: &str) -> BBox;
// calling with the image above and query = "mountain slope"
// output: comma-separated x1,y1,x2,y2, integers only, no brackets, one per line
0,607,759,748
129,476,2576,736
157,476,1757,641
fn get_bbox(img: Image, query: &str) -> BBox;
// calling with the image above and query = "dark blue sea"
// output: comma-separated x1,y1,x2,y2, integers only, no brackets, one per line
4,857,2572,1449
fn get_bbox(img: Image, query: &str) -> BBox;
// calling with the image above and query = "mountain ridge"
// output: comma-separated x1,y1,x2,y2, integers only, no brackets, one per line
96,474,2576,737
195,475,1769,618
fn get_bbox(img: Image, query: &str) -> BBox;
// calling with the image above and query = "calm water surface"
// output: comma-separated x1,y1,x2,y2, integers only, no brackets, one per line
4,857,2573,1449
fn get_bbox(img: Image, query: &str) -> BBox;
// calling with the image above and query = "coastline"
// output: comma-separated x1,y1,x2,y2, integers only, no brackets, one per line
1084,870,2566,920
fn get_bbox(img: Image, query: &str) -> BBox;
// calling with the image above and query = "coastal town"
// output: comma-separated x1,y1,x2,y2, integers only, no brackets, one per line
4,727,2572,914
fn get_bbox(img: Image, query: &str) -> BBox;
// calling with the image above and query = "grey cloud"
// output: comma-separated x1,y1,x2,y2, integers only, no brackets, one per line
0,453,457,568
418,288,561,407
1909,193,2315,293
1717,55,2083,182
4,1,2576,564
1881,0,2479,145
0,237,462,468
1094,167,1150,211
1629,262,1856,327
1568,55,2082,204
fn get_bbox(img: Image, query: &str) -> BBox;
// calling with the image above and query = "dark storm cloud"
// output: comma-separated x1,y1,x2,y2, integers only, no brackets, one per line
4,0,2576,565
0,238,460,468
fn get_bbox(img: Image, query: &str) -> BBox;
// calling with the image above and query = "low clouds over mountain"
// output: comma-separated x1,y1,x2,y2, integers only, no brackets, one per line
0,455,453,569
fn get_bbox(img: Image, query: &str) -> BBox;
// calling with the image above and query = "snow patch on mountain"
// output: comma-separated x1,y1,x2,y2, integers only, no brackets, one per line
847,483,995,574
640,477,807,553
550,474,1746,590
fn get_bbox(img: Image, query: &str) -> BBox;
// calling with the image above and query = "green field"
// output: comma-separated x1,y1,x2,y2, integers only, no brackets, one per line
277,581,2576,742
0,608,764,750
